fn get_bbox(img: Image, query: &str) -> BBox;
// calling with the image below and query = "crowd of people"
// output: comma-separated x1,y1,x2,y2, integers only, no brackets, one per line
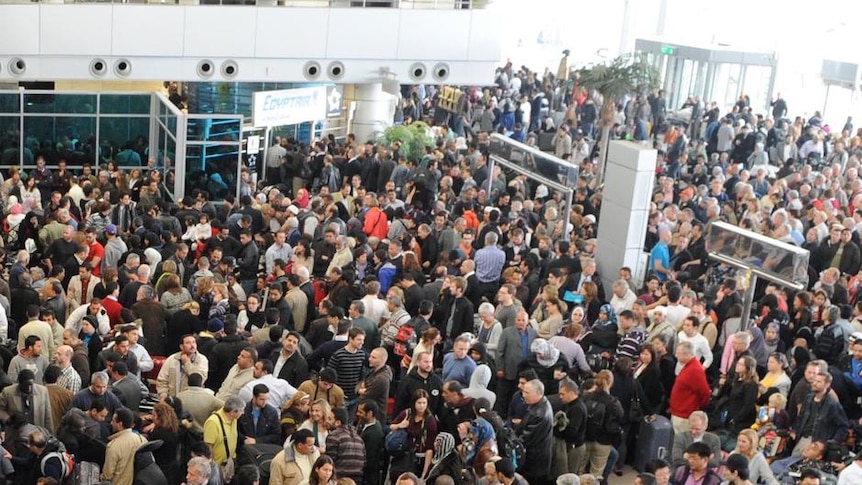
1,59,862,485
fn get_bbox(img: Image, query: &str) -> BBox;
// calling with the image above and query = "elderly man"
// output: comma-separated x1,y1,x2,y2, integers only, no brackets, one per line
203,396,246,475
185,456,213,485
515,379,554,485
53,345,81,393
496,310,537,417
669,342,711,435
671,411,722,469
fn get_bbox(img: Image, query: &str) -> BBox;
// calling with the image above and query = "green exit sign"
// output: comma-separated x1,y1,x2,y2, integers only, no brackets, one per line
660,45,675,55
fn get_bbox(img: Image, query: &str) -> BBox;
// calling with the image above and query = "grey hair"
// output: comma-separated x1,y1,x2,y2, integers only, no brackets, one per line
485,231,499,246
676,341,694,357
350,300,365,314
91,371,109,385
478,302,495,316
187,456,211,479
826,305,840,324
733,331,752,346
525,378,545,396
388,294,403,308
138,285,155,300
224,396,245,413
689,410,708,427
126,253,140,266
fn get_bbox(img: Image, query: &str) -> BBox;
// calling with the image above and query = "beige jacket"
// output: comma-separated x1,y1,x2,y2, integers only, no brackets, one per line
102,428,147,485
270,444,320,485
156,351,209,398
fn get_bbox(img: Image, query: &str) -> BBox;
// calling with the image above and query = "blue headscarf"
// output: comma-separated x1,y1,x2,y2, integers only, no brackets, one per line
465,418,496,464
598,304,618,327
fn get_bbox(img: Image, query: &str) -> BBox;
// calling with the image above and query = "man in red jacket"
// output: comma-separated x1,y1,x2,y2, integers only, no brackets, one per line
669,341,711,434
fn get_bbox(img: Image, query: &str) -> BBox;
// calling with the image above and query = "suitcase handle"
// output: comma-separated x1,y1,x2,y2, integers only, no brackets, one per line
658,446,667,459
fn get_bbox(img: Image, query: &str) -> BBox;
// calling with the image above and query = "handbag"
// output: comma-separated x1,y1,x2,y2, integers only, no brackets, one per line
385,428,410,454
216,413,236,482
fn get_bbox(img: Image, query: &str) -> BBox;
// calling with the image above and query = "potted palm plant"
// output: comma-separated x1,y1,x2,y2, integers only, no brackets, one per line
574,54,661,184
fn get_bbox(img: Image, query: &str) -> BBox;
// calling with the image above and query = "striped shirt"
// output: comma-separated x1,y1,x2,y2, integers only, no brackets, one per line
325,426,366,479
474,245,506,283
327,347,366,401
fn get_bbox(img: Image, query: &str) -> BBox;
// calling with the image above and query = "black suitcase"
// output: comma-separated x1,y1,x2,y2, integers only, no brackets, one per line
633,415,673,472
243,443,283,485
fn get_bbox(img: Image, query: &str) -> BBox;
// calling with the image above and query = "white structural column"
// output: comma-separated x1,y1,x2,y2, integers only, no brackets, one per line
596,140,657,291
350,83,396,143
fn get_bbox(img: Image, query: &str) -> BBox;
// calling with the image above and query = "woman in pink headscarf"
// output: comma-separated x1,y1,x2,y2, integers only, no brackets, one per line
294,187,310,209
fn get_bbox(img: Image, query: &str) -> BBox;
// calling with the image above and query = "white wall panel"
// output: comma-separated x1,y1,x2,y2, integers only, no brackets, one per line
0,6,40,56
41,5,113,56
113,6,185,57
396,10,469,60
466,10,501,61
326,9,398,59
254,9,329,59
183,7,258,58
0,4,501,83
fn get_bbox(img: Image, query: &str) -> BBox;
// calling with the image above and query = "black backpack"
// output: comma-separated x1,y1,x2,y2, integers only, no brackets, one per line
496,426,526,470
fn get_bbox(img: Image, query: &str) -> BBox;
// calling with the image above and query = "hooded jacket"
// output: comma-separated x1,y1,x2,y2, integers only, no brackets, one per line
394,367,443,417
462,364,496,408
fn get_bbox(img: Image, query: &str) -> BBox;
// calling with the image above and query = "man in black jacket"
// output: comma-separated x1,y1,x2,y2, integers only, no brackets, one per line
516,379,553,485
552,378,587,477
269,331,309,388
394,351,443,417
237,383,282,445
237,231,260,298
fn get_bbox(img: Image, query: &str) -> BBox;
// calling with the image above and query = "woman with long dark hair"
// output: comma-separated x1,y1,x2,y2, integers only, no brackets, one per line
145,402,181,484
389,389,439,480
634,344,665,413
715,355,759,439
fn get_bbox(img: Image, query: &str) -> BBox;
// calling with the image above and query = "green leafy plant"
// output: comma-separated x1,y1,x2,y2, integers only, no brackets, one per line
575,54,661,183
376,121,434,162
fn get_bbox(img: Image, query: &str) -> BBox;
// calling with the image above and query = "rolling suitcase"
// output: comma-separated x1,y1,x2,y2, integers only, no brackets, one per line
633,415,673,472
243,443,282,485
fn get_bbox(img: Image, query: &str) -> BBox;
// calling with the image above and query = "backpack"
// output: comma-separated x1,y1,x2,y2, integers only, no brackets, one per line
393,323,417,358
384,428,410,455
496,426,526,469
584,393,621,439
40,451,75,483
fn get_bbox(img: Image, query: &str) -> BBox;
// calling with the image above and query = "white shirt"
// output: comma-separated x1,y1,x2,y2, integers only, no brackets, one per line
239,374,297,409
361,295,389,325
610,289,637,316
664,304,691,331
676,331,713,374
839,462,862,485
265,243,294,274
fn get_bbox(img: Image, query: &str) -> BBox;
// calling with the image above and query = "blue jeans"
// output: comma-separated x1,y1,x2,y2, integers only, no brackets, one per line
603,446,619,481
240,279,256,299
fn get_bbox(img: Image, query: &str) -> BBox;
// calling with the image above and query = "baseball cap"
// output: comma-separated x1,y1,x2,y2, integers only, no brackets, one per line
105,224,118,235
222,256,236,267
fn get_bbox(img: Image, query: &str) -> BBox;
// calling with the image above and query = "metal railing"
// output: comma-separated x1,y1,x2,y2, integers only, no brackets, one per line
0,0,490,7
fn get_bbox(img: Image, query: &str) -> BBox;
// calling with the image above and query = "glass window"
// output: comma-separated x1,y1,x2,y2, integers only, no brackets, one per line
186,117,241,142
185,143,239,202
0,117,22,166
23,93,98,114
0,93,20,114
23,116,97,165
100,94,150,115
99,117,150,164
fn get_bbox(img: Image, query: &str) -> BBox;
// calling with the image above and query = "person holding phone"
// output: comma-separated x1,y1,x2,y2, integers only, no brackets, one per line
156,334,209,399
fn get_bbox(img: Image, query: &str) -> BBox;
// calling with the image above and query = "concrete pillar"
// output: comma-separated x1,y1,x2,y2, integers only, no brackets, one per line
596,140,657,291
350,83,395,143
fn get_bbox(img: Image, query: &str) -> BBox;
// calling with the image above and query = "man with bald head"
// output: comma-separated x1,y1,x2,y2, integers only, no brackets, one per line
359,347,392,413
53,344,81,393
